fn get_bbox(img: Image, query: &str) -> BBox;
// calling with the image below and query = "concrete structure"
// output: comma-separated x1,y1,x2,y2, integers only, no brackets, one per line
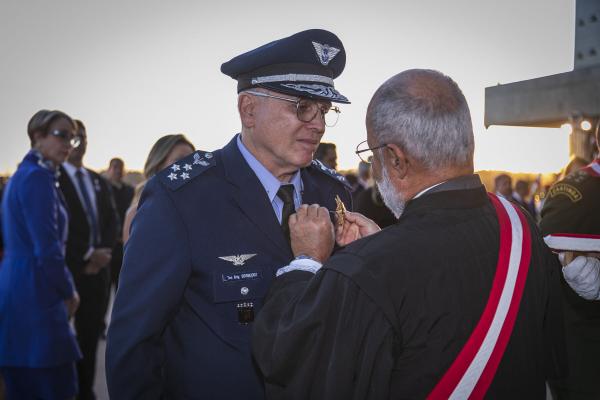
485,0,600,161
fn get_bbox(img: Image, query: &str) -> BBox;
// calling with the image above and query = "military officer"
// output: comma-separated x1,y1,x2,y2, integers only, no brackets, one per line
106,29,352,399
540,122,600,399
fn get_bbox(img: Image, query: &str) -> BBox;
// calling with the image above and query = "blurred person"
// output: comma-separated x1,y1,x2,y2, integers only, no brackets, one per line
252,69,566,399
357,160,371,188
351,160,371,204
105,158,134,289
540,122,600,398
494,173,513,200
58,119,118,400
0,177,5,262
559,155,589,180
354,184,397,228
0,110,82,399
513,179,536,217
313,142,337,170
106,29,352,399
121,134,195,243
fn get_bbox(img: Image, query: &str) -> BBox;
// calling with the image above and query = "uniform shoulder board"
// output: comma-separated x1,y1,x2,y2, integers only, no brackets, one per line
310,159,351,189
159,150,216,191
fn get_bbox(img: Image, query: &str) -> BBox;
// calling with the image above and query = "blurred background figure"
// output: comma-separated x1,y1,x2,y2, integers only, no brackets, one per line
105,158,133,290
513,179,537,217
352,152,396,228
559,155,590,180
355,160,371,196
122,134,195,243
58,119,118,400
0,177,6,262
0,110,82,399
494,173,513,200
354,184,398,229
313,142,338,170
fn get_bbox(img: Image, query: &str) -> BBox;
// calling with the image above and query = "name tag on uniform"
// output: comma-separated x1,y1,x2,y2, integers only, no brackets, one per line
221,271,261,283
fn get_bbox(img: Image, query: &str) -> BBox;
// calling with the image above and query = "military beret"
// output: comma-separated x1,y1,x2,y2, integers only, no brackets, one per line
221,29,349,104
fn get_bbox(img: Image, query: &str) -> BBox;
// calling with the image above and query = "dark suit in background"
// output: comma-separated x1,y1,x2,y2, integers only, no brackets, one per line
59,164,117,400
107,181,133,289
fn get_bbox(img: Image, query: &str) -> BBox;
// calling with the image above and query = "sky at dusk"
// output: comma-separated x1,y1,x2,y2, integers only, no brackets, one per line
0,0,575,175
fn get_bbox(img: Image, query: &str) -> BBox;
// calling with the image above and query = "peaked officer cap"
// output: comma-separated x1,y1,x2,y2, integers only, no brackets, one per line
221,29,350,104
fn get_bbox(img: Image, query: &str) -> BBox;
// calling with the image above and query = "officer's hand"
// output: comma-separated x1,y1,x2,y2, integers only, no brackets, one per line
289,204,334,263
90,247,112,267
64,290,80,317
335,211,381,247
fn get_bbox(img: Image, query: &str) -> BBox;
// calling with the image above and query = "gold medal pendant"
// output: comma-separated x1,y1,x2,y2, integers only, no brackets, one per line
334,195,346,226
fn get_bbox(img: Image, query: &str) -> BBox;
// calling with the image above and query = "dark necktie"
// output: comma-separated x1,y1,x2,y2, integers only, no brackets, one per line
277,184,295,244
75,169,100,245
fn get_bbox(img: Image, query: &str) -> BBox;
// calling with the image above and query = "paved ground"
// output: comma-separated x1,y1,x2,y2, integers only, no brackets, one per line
93,290,112,400
94,336,109,400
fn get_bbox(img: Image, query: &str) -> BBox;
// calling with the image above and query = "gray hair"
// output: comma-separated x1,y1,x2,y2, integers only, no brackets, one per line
366,69,474,170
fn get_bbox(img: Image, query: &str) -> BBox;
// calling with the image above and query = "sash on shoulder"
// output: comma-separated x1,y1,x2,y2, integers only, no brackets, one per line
427,193,532,400
583,159,600,177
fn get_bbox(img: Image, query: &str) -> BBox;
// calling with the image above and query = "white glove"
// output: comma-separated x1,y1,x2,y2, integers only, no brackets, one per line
561,255,600,301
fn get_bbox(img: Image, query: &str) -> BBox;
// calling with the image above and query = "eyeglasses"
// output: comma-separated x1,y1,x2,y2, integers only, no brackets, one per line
244,90,341,127
355,140,388,163
49,129,81,148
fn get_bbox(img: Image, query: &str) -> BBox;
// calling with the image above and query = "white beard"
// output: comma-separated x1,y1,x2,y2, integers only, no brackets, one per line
375,166,406,219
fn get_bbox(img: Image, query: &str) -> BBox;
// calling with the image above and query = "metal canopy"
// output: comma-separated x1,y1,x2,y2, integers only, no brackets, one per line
484,65,600,128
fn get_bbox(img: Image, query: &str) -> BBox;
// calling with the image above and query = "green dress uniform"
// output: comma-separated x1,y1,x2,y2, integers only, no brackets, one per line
541,159,600,399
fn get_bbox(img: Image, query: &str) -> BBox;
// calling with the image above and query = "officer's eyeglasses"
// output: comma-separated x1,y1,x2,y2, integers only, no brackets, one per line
244,90,341,127
49,129,81,148
355,140,388,164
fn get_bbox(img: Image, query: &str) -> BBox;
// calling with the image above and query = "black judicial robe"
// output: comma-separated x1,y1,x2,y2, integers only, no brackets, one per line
252,184,567,399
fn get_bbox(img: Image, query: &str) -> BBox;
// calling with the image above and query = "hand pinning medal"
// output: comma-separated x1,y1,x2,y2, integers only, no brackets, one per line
334,195,346,227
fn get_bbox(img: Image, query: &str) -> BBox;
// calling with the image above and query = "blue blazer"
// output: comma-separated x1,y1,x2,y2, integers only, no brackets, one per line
0,151,81,367
106,135,352,399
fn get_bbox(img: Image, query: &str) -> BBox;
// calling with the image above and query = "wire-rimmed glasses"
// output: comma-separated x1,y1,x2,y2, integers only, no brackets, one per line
244,90,341,127
355,140,388,163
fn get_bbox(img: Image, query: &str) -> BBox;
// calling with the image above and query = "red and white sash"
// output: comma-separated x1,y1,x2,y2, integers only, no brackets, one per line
583,158,600,177
427,193,532,400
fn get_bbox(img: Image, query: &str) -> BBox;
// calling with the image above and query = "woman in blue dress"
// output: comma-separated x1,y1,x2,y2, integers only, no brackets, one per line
0,110,82,399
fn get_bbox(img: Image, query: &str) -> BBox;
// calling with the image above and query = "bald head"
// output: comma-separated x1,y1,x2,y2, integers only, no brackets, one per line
366,69,474,171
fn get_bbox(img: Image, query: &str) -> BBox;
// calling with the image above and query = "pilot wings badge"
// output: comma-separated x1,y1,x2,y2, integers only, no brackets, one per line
312,41,340,66
218,254,257,266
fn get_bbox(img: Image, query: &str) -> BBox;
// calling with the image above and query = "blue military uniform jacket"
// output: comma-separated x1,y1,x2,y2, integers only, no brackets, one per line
107,135,352,399
0,151,81,367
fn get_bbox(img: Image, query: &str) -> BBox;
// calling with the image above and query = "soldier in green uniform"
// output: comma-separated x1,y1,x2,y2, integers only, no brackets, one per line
541,122,600,399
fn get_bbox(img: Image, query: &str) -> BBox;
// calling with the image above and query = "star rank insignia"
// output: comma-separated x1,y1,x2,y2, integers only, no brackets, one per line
160,150,216,191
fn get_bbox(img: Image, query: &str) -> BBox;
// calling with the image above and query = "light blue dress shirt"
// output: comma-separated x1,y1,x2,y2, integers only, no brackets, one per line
237,135,303,223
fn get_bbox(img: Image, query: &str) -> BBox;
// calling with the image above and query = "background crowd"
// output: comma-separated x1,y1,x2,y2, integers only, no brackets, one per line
0,110,597,399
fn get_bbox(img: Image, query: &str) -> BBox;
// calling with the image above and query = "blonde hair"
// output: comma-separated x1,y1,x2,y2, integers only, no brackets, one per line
131,134,195,207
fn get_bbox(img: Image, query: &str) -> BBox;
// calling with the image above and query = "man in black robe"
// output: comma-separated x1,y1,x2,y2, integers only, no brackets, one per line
252,69,567,399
